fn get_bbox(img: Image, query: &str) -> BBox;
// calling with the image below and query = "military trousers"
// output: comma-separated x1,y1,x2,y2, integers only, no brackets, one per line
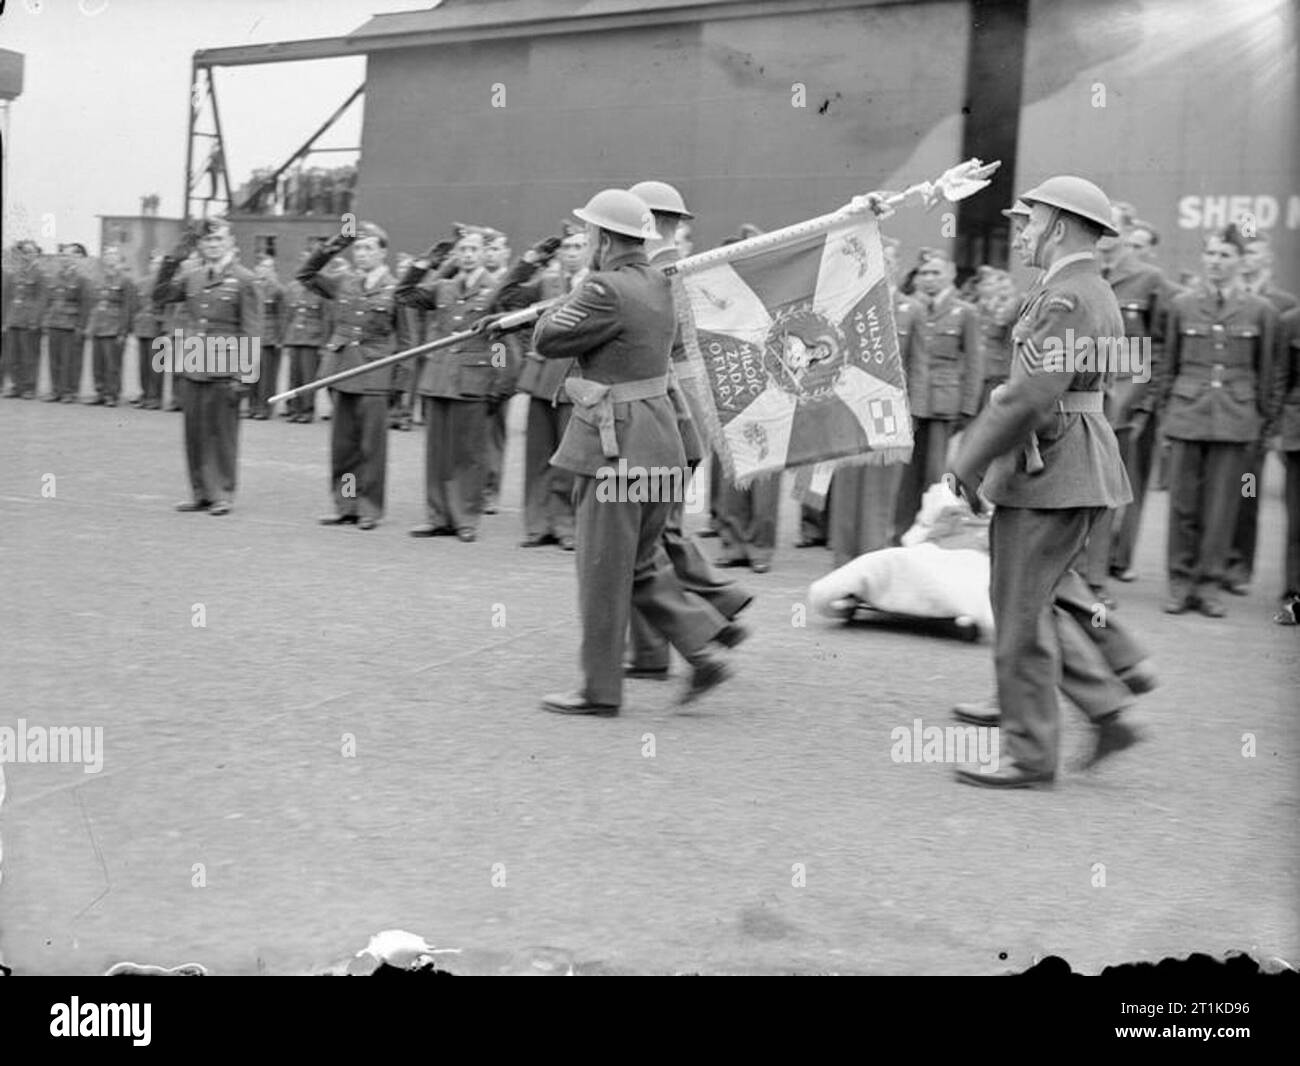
573,474,726,706
137,335,163,404
91,336,124,402
895,417,958,539
717,475,780,565
286,346,320,420
1109,407,1160,574
1076,508,1116,590
990,505,1107,775
1284,451,1300,598
48,329,83,399
830,462,903,568
1166,439,1250,599
523,398,575,539
329,390,388,519
3,328,41,395
628,477,752,671
182,378,240,504
1224,444,1266,586
483,398,508,509
423,396,487,534
1051,577,1145,719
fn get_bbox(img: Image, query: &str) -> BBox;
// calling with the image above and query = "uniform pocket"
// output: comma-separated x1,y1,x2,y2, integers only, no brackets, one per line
1172,379,1202,401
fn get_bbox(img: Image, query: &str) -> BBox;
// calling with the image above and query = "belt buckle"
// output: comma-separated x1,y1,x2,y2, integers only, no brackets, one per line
1210,362,1224,388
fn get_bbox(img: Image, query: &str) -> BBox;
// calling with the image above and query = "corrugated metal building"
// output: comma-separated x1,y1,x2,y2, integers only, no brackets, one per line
200,0,1298,289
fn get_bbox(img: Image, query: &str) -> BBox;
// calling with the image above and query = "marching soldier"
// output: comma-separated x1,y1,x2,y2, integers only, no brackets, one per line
1275,305,1300,624
1098,212,1172,585
43,243,93,403
298,223,406,530
153,218,259,515
86,245,137,407
493,230,584,548
948,176,1143,788
623,180,753,677
249,257,284,420
1223,233,1298,592
530,188,734,714
132,251,166,409
282,244,332,424
1,240,46,399
399,231,500,542
1160,225,1280,616
894,250,983,539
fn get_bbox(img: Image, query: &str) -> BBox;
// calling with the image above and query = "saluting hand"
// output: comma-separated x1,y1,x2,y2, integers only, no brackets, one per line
524,236,563,266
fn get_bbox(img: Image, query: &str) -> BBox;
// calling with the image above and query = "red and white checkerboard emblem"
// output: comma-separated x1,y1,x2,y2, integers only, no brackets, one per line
869,397,897,437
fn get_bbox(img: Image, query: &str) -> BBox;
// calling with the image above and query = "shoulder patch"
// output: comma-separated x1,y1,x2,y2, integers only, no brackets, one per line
581,280,609,299
1045,294,1077,313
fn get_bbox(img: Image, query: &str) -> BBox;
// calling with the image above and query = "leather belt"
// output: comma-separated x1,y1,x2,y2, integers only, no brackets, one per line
565,374,668,458
1024,390,1104,474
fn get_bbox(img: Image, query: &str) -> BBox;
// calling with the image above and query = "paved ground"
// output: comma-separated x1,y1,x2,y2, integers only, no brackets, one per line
1,361,1296,974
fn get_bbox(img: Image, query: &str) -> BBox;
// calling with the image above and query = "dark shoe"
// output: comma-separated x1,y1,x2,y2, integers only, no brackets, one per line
456,528,478,543
714,556,749,568
794,537,826,549
408,524,451,537
559,535,575,552
714,621,750,649
483,504,499,516
104,398,117,408
320,513,359,525
1113,568,1138,583
1162,595,1192,615
750,561,771,574
175,500,211,512
62,394,79,403
955,762,1054,789
679,655,733,705
1222,581,1250,597
1116,660,1158,695
1274,596,1299,626
624,664,671,680
541,692,619,716
698,528,720,539
520,533,556,547
85,396,106,406
952,698,999,726
167,402,182,411
208,500,232,516
1197,597,1226,618
1079,714,1143,770
43,394,61,403
251,412,269,421
358,516,378,530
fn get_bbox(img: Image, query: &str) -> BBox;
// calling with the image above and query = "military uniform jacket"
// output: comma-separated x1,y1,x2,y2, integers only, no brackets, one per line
1104,259,1169,419
3,261,47,330
903,289,984,420
1278,308,1300,451
1247,279,1298,315
42,266,93,332
298,261,405,396
396,266,499,400
953,254,1131,509
534,248,686,476
132,272,164,338
648,244,705,464
154,254,260,381
280,280,331,348
1160,284,1278,443
256,281,284,347
496,260,576,404
87,271,138,338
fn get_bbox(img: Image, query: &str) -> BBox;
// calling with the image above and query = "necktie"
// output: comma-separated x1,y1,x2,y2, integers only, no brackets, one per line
1215,288,1225,312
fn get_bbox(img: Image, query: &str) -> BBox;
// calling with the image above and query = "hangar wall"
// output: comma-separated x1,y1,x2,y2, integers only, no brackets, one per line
355,1,972,258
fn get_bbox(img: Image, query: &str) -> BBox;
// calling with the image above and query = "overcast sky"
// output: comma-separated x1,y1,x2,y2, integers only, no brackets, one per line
2,0,425,250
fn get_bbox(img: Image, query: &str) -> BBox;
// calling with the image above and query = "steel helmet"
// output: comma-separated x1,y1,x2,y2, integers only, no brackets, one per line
1018,176,1120,237
573,189,656,240
1000,199,1031,220
627,180,694,219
